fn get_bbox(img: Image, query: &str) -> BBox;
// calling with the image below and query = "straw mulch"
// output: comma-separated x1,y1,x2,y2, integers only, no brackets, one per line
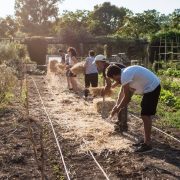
48,60,59,73
93,98,115,115
70,61,85,75
89,87,113,97
55,63,66,75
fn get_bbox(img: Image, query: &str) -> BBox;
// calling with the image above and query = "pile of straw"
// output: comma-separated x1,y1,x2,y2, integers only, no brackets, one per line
93,98,115,115
70,61,85,75
90,87,113,97
49,60,58,73
55,63,66,75
56,63,66,70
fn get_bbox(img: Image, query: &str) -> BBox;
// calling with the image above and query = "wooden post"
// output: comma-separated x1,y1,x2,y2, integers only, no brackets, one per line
101,46,107,118
171,40,173,60
144,43,150,68
158,37,161,61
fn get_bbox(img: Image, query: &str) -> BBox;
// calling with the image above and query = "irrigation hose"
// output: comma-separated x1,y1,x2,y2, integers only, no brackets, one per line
30,76,71,180
44,76,110,180
129,113,180,144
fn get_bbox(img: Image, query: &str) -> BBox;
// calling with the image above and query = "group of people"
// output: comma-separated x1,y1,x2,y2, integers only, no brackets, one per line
58,47,161,153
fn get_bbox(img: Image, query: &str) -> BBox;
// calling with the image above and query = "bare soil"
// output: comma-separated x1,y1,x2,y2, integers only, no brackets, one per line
0,73,179,180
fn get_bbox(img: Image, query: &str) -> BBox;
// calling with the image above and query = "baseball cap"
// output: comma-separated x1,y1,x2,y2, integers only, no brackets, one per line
93,54,107,64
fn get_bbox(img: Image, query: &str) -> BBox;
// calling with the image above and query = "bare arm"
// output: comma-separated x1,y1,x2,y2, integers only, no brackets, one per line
105,77,112,88
103,78,121,97
116,84,132,111
111,83,133,117
111,81,120,89
72,56,78,65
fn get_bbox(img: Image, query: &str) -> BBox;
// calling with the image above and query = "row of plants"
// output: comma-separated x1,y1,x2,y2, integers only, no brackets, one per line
161,78,180,94
0,42,27,106
160,89,180,110
0,64,17,105
158,68,180,78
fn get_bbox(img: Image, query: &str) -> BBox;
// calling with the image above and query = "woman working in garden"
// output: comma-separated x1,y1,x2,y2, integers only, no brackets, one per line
65,47,78,93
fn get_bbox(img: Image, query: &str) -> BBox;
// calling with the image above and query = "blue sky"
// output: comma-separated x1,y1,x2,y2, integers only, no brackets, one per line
0,0,180,18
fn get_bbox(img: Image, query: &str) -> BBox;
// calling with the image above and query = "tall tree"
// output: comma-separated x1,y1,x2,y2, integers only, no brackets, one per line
15,0,63,35
169,9,180,30
117,10,161,38
54,10,90,32
159,14,171,31
88,2,132,35
53,10,92,44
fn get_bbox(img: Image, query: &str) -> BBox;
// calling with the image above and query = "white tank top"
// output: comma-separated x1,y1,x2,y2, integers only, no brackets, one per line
69,56,76,66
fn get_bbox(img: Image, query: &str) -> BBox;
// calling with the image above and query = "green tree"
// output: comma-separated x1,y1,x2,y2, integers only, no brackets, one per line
159,14,171,31
53,10,90,32
88,2,131,35
0,16,18,38
117,10,161,39
169,9,180,30
53,10,92,44
15,0,63,36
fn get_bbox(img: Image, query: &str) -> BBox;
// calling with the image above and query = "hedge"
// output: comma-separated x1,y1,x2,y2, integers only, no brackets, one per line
26,36,48,65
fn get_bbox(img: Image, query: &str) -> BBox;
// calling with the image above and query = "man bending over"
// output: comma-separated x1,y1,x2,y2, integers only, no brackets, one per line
106,65,161,153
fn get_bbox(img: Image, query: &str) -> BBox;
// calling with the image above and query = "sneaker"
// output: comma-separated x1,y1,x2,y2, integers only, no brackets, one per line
134,143,153,153
132,139,144,147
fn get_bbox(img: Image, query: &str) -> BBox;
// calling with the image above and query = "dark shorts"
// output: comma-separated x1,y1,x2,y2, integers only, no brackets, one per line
66,70,76,77
141,85,161,116
85,73,98,88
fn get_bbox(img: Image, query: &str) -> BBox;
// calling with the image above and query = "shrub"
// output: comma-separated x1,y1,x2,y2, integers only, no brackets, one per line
0,42,27,64
164,68,180,77
161,79,180,93
0,42,18,63
26,36,48,65
0,64,17,103
158,68,180,78
160,89,180,110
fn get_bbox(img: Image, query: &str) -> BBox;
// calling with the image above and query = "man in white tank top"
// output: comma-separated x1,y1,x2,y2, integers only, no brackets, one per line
106,65,161,153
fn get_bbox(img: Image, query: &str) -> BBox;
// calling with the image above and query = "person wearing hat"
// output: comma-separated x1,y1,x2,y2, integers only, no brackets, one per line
106,64,161,153
93,54,128,133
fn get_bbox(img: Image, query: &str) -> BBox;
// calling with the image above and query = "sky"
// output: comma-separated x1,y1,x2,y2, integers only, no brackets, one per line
0,0,180,18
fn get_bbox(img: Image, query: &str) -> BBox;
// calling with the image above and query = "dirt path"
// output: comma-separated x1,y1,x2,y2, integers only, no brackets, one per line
27,74,180,179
